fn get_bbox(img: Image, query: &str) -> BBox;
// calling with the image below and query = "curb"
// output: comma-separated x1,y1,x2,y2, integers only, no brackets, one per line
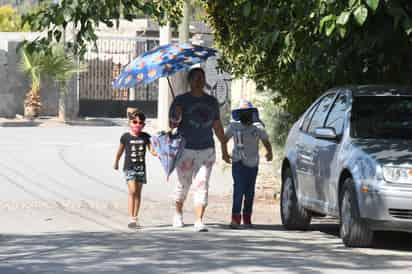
0,121,41,127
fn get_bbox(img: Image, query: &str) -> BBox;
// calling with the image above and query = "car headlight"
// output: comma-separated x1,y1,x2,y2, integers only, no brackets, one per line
382,165,412,184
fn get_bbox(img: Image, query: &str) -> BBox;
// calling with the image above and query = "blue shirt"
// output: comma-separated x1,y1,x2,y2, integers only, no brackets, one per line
171,92,220,150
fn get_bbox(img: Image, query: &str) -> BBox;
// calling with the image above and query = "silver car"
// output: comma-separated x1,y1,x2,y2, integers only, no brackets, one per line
281,85,412,247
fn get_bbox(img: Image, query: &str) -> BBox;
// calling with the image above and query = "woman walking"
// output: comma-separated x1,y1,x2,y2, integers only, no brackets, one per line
169,67,225,232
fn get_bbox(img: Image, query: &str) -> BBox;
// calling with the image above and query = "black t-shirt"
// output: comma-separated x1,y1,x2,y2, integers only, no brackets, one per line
120,132,151,171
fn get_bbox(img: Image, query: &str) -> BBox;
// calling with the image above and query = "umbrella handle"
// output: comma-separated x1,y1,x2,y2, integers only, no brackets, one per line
167,77,176,99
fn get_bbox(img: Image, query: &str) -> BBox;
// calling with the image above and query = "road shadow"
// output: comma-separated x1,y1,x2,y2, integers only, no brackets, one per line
1,228,412,274
308,218,412,251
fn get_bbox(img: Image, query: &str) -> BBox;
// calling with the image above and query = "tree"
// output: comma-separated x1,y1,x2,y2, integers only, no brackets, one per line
18,44,85,119
22,0,184,57
203,0,412,125
19,47,43,118
21,0,185,120
0,5,31,31
46,45,86,121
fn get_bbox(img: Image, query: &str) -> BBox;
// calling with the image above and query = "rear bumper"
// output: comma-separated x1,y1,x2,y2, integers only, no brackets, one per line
358,185,412,232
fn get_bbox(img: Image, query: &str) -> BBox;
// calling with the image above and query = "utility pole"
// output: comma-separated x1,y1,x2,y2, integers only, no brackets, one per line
175,0,191,95
157,22,172,130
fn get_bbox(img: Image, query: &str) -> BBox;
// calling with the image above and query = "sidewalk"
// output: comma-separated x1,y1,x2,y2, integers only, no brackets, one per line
0,116,128,128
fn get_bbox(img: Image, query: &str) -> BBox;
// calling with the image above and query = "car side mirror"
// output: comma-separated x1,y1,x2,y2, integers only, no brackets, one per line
314,127,338,140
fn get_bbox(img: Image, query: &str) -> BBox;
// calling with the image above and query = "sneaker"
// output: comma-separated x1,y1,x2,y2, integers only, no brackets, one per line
230,215,241,229
194,220,208,232
242,215,254,229
173,214,184,228
135,219,141,229
128,222,137,229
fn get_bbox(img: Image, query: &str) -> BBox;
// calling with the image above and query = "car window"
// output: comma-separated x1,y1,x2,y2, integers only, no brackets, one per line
307,93,336,134
325,93,349,136
301,102,320,132
351,96,412,139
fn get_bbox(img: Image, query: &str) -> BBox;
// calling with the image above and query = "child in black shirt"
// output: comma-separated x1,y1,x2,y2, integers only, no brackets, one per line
114,110,156,229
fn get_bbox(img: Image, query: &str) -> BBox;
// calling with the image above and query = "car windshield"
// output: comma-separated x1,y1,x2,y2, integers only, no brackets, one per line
351,96,412,139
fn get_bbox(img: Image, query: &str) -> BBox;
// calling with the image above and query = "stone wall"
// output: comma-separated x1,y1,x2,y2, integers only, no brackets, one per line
0,32,59,118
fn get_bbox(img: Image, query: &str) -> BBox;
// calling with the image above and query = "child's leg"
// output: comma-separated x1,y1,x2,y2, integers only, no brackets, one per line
133,182,143,218
127,181,140,218
243,166,258,224
231,161,245,218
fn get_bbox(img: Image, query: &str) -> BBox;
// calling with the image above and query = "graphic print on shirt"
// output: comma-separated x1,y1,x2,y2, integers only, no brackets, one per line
186,102,215,129
234,129,247,160
121,132,150,174
129,139,146,174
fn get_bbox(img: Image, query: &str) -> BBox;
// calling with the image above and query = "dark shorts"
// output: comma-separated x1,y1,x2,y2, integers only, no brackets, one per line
124,168,147,184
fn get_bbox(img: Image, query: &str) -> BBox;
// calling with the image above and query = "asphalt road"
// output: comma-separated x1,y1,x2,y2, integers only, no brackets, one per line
1,125,412,274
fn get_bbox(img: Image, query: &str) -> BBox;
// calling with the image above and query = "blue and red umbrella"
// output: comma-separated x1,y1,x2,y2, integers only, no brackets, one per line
113,42,217,96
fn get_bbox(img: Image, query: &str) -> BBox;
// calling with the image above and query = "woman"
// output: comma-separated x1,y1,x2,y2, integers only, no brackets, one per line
169,67,225,232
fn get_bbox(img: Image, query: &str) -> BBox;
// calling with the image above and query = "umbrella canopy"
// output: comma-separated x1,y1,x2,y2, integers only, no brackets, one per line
150,131,186,180
113,42,217,89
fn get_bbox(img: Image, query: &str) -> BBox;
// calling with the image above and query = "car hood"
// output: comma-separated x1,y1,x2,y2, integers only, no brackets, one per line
351,139,412,165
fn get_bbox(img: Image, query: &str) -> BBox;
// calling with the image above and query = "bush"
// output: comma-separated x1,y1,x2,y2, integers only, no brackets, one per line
254,91,294,150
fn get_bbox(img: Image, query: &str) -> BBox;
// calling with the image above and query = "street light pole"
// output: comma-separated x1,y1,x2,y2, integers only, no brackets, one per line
175,0,191,95
157,22,172,130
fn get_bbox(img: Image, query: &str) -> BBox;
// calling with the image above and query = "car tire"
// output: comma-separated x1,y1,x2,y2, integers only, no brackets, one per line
281,168,311,230
340,178,374,247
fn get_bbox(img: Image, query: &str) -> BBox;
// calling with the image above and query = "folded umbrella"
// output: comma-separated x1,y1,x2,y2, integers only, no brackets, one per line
150,130,186,180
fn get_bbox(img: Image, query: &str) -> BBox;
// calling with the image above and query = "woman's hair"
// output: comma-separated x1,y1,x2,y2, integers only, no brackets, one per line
187,67,206,82
128,110,146,122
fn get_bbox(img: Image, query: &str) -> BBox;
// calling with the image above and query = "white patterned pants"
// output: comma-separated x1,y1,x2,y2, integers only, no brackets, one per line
175,148,216,207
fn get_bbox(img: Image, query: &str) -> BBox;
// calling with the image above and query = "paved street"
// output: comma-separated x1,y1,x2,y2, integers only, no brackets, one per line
1,125,412,274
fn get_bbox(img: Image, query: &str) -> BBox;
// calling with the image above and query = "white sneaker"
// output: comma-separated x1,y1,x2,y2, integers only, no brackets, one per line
173,214,184,228
194,220,208,232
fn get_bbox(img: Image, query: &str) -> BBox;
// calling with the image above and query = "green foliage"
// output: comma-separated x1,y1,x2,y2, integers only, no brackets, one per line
204,0,412,128
19,46,43,94
0,5,31,31
19,44,85,115
20,43,85,91
254,92,293,149
22,0,184,57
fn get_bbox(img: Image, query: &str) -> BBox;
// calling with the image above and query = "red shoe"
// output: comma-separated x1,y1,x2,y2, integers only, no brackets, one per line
242,215,253,228
230,214,241,229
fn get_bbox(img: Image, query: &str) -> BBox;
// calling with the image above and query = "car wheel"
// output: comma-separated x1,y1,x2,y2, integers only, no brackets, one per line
340,178,374,247
281,168,311,230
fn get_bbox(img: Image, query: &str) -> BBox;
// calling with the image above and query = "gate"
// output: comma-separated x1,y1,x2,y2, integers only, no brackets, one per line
79,36,159,118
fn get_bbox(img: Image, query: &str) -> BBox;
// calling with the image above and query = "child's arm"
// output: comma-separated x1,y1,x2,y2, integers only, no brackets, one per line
262,139,273,162
114,144,125,170
147,143,158,157
258,128,273,162
221,136,231,164
221,124,233,164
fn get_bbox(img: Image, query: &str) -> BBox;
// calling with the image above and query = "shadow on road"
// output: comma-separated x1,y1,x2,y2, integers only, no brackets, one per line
309,218,412,252
1,226,412,274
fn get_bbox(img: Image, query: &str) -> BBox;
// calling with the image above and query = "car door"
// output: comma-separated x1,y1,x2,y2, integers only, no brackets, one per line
295,93,337,208
312,92,349,213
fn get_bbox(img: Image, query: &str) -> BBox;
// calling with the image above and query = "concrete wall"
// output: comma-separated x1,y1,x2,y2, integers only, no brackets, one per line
0,32,59,118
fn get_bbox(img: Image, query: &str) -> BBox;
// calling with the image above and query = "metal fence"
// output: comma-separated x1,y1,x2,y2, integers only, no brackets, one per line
79,36,159,102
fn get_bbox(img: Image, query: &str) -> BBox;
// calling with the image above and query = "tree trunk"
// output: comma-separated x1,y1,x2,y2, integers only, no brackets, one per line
58,89,68,122
24,90,41,119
